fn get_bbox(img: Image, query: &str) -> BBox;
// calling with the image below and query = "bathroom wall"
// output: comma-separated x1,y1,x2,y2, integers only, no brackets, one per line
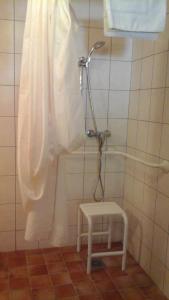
0,0,132,251
124,7,169,298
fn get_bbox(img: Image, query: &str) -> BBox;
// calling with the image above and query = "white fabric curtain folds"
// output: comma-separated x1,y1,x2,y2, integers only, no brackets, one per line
17,0,85,242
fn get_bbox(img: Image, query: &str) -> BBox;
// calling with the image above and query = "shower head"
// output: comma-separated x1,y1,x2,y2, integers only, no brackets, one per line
88,41,105,58
78,41,106,68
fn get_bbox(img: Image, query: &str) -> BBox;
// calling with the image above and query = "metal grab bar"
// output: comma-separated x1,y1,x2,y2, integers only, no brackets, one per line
64,150,169,173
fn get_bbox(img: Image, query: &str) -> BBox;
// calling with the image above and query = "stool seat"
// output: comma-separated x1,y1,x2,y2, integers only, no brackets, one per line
77,201,128,274
80,202,126,218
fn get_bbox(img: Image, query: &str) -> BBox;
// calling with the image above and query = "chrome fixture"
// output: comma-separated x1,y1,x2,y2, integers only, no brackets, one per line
79,41,105,68
79,41,111,202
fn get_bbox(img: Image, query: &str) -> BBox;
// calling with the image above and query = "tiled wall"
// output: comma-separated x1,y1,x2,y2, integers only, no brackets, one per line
0,0,132,251
124,8,169,299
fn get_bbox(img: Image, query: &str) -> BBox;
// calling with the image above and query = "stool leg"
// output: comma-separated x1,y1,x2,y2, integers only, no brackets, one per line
108,216,112,250
122,215,128,271
77,208,81,252
87,218,92,274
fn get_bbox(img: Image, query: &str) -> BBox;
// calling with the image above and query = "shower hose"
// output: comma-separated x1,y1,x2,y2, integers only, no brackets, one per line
80,66,105,202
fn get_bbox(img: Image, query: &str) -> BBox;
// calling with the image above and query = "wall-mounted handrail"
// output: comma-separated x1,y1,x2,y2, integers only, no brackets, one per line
65,150,169,173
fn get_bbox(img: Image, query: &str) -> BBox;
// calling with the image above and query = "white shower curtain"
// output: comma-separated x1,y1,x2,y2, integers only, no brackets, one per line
17,0,85,242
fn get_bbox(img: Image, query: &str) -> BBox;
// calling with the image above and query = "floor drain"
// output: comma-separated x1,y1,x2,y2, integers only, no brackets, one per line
91,258,105,269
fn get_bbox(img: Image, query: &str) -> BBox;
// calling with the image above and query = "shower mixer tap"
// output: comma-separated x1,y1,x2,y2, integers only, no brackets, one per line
86,129,111,138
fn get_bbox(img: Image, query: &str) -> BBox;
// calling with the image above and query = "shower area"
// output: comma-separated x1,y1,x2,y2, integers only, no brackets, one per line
0,0,169,299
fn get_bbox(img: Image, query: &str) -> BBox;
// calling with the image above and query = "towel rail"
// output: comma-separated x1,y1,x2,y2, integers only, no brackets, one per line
64,150,169,173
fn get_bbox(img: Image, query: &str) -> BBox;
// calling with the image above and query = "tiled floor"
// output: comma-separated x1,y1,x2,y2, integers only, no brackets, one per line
0,242,168,300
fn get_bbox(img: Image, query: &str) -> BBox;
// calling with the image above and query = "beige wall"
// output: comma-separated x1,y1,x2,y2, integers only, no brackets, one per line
124,9,169,298
0,0,132,250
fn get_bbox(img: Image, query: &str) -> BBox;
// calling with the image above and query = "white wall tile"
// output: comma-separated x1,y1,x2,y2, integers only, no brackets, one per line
111,38,132,61
105,173,124,198
87,90,109,119
155,193,169,232
129,91,139,119
0,20,14,52
127,120,137,148
65,174,83,200
15,53,21,85
152,52,168,88
140,56,153,89
150,88,165,123
0,204,15,231
90,59,110,90
0,86,14,116
89,0,103,28
138,90,151,121
0,176,15,204
147,123,162,156
163,88,169,124
15,21,24,53
150,255,165,290
152,225,168,265
89,28,111,60
0,0,14,19
72,0,89,27
0,231,15,251
16,204,26,230
110,61,131,91
108,91,129,118
0,54,14,85
16,230,38,250
108,119,127,146
14,0,27,21
0,117,15,146
158,172,169,198
0,147,15,175
131,61,141,90
142,40,154,58
160,124,169,160
136,121,148,152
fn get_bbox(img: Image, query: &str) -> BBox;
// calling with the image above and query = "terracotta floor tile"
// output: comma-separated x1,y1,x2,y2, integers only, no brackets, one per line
26,249,42,255
66,261,85,273
94,280,116,293
141,286,169,300
0,279,9,291
106,266,127,278
119,287,147,300
61,246,77,253
101,290,123,300
112,275,136,289
9,289,32,300
55,284,77,298
32,288,56,300
27,254,45,266
63,253,82,263
9,266,28,278
51,272,72,286
47,261,67,274
0,271,8,280
8,256,26,268
9,277,29,290
44,253,63,264
74,279,97,296
133,272,154,288
0,291,9,300
90,270,110,282
79,294,102,300
126,265,144,275
28,265,48,276
30,275,52,289
70,271,89,283
42,247,61,254
102,256,121,267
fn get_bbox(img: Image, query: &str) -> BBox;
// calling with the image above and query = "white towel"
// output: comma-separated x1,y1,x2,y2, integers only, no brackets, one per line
104,0,166,39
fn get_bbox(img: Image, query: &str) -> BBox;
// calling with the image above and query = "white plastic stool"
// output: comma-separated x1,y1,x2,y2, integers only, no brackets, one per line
77,202,128,274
